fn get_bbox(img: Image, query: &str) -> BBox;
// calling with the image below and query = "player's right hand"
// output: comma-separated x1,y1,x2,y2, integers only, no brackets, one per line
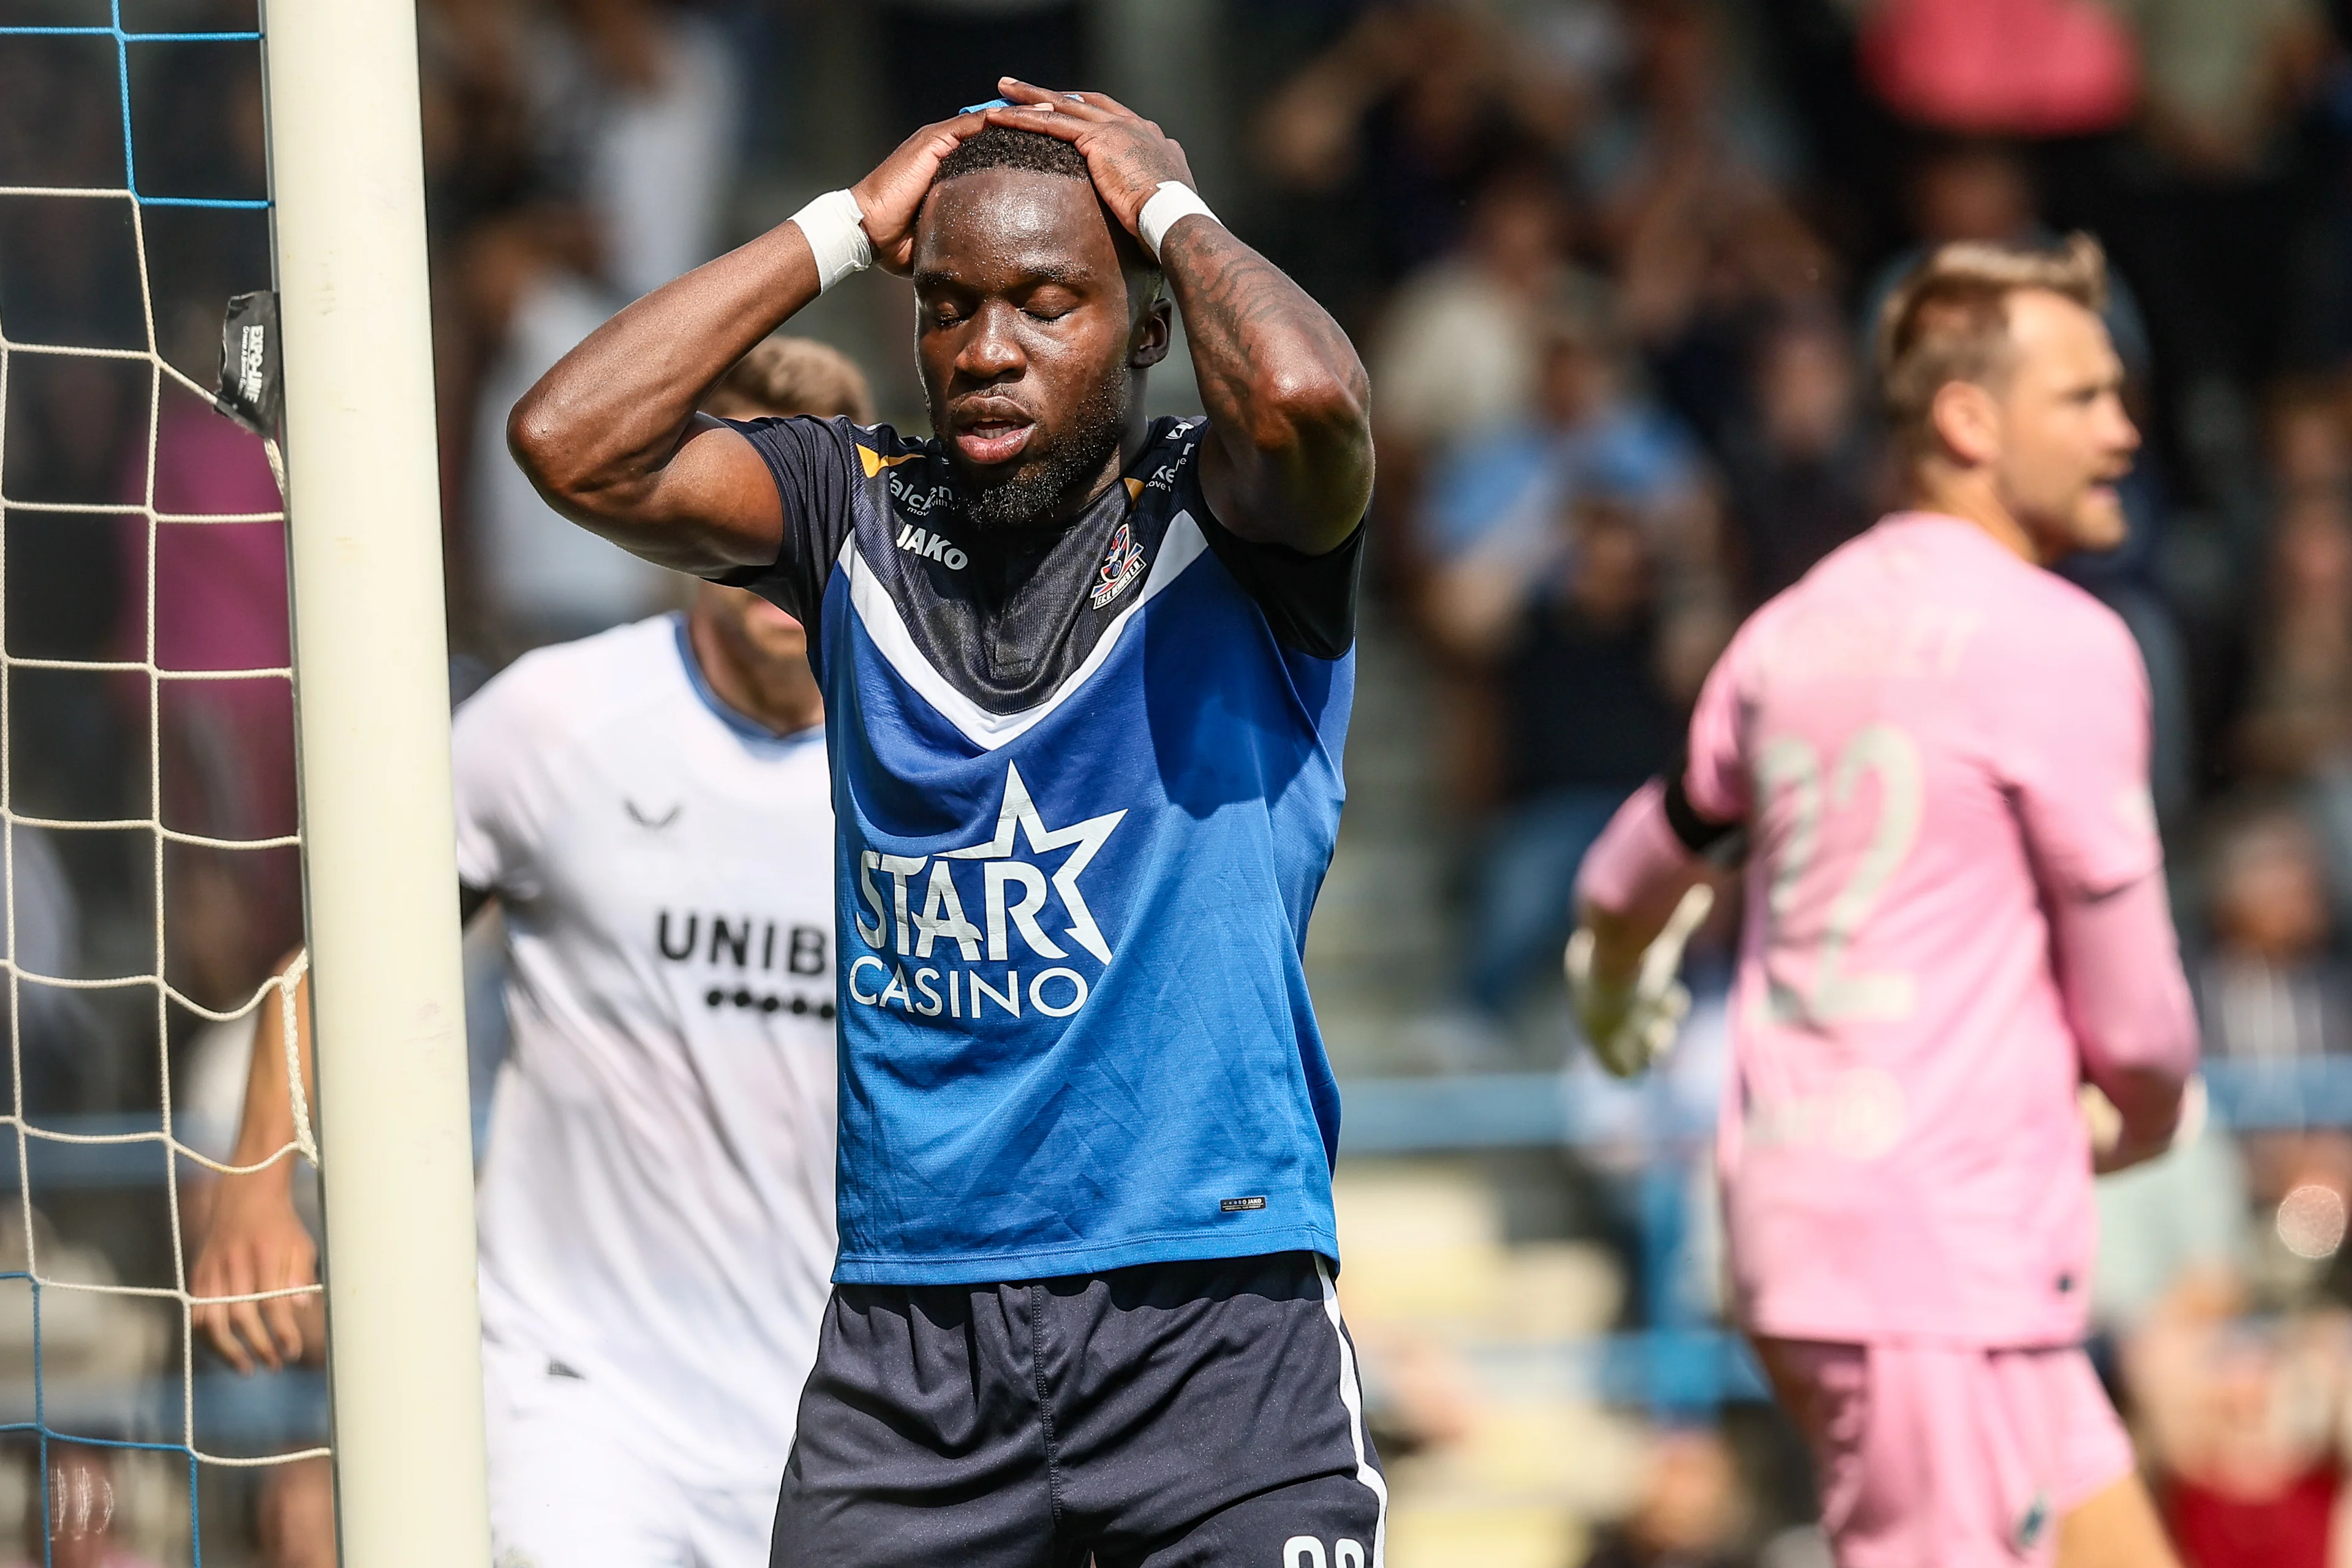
190,1171,318,1374
1566,884,1715,1079
2081,1074,2204,1175
850,109,994,276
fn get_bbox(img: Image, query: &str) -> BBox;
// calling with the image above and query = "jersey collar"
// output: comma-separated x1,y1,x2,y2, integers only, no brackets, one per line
670,614,823,753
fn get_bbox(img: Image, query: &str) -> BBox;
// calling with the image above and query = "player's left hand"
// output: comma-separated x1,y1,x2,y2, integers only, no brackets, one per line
1567,883,1715,1079
984,79,1197,240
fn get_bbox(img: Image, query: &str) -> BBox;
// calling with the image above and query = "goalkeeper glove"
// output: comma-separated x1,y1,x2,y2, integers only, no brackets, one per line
1565,883,1715,1079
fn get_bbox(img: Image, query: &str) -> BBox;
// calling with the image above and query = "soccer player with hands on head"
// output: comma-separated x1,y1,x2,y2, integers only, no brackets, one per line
513,78,1379,1568
1568,238,2199,1568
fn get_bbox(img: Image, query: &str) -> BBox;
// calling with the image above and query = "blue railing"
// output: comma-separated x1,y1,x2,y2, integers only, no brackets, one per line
0,1057,2320,1438
1335,1057,2352,1412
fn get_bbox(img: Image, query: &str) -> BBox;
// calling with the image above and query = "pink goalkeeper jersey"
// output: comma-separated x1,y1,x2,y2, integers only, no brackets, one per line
1687,513,2162,1346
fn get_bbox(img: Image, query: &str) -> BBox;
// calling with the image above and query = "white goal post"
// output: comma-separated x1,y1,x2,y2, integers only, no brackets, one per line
262,0,492,1561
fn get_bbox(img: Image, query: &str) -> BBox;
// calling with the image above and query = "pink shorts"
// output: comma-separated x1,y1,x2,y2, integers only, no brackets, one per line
1754,1339,2136,1568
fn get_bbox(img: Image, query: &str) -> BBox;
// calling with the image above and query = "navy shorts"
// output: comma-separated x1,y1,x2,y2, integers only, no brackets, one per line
770,1251,1387,1568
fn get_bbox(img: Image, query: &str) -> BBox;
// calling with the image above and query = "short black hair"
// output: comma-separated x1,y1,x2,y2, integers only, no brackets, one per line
934,125,1090,186
926,124,1164,298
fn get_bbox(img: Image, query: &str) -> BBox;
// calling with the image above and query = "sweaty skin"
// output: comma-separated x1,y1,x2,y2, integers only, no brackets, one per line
505,78,1371,573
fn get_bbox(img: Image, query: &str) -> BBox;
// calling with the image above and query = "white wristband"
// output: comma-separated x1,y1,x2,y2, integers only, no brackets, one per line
790,189,872,292
1136,182,1217,261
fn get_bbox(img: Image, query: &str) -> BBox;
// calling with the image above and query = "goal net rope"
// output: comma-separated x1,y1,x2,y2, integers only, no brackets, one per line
1,2,324,1556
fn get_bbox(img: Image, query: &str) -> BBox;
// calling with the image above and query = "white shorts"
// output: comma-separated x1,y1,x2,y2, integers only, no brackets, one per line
484,1338,780,1568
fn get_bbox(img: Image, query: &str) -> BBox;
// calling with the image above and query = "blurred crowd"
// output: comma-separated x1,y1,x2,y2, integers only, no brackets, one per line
1256,2,2352,1564
13,0,2352,1563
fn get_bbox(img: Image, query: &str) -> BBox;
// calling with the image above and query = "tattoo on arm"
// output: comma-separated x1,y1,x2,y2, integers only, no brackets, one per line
1160,220,1371,549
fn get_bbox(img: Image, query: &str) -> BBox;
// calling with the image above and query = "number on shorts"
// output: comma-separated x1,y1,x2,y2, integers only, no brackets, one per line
1757,724,1921,1025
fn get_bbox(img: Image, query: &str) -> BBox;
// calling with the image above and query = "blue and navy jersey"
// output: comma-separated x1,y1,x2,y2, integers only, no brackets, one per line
723,414,1362,1285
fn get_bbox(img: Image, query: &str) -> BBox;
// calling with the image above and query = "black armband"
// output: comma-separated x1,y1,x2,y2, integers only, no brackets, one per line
1662,767,1741,857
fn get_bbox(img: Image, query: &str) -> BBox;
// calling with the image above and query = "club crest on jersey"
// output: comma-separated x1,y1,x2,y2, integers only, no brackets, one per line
1089,522,1146,609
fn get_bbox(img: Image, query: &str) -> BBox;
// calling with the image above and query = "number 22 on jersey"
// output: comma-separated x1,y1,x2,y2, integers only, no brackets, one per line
1754,723,1923,1027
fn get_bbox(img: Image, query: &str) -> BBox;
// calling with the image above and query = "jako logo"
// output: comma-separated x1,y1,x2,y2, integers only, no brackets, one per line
1090,521,1145,608
895,524,968,571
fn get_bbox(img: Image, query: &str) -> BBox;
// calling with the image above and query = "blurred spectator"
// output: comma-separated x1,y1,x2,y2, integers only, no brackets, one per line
418,0,538,239
2238,484,2352,783
2192,805,2352,1275
2272,380,2352,497
1415,296,1719,816
1256,1,1583,292
4,1445,169,1568
421,0,745,655
2242,389,2352,913
1418,296,1709,582
1859,140,2155,380
1431,492,1700,1026
1370,167,1588,495
1716,306,1879,603
4,354,135,889
2194,806,2352,1069
2112,0,2337,505
1608,146,1835,457
524,0,743,301
119,402,301,1017
2127,1278,2350,1568
1856,0,2138,139
462,208,674,652
4,826,97,1119
2122,0,2333,181
1574,0,1804,217
2094,1101,2255,1341
1580,1425,1750,1568
252,1458,334,1568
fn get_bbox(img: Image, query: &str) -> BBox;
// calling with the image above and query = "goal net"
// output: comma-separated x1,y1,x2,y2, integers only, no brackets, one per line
0,3,486,1562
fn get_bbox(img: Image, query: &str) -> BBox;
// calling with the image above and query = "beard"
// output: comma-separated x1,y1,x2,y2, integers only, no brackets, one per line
940,373,1131,533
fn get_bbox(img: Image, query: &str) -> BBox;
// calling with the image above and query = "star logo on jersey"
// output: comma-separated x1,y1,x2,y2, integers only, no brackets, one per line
1088,522,1146,609
941,763,1123,961
848,765,1125,1022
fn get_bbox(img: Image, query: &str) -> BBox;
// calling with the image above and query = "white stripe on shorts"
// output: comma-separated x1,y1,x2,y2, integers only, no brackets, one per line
1314,1256,1389,1568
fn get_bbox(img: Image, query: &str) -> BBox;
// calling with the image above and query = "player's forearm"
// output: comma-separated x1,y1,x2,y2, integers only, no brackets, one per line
2054,873,2199,1149
1161,217,1372,554
1575,780,1708,981
224,954,311,1191
508,223,822,529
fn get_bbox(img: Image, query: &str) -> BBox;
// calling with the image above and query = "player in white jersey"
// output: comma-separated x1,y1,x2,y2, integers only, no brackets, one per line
189,339,869,1568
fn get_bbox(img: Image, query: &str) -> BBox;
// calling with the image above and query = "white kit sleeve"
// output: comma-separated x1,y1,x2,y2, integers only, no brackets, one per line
449,671,547,900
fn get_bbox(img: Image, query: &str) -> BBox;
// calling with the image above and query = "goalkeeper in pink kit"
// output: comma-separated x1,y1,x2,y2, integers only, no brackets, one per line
1571,238,2198,1568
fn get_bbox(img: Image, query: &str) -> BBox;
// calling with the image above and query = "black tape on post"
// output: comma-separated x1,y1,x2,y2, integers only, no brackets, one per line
214,290,284,440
